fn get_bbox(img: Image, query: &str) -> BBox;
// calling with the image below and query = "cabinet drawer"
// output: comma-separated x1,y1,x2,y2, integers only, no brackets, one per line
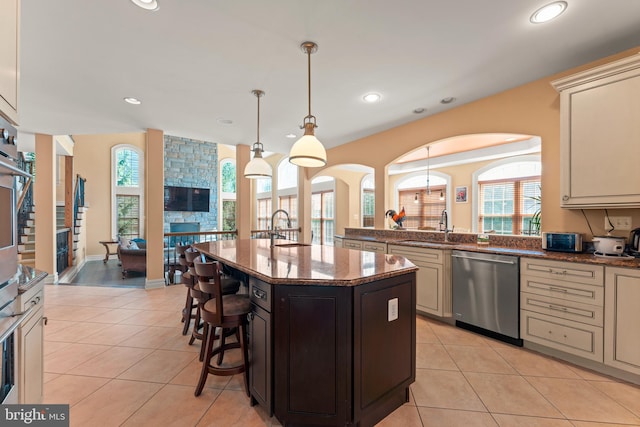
521,274,604,307
388,245,446,265
521,258,603,286
521,310,603,362
250,277,271,312
343,240,363,250
361,242,386,253
521,292,603,327
21,289,43,312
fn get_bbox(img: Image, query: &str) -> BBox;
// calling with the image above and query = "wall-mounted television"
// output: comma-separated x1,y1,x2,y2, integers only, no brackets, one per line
164,186,210,212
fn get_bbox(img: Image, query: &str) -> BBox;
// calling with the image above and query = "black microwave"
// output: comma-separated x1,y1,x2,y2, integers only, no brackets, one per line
541,232,583,253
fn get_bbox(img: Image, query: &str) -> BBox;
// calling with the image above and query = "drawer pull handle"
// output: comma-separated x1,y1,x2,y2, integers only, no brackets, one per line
549,304,568,312
252,288,267,300
551,269,567,275
549,287,568,293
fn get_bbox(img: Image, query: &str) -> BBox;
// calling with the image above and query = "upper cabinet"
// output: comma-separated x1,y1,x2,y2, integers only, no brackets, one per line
0,0,19,124
552,54,640,208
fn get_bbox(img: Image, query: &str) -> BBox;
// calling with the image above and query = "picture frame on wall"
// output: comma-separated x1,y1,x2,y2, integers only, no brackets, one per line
455,186,468,203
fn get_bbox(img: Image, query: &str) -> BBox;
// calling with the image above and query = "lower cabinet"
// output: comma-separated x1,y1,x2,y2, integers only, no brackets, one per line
520,258,604,362
249,278,272,415
17,282,45,404
387,244,451,317
604,267,640,375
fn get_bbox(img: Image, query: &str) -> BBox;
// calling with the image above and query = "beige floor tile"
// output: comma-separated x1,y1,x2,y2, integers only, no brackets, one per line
69,379,163,427
44,343,111,374
170,358,232,390
157,332,202,353
571,422,640,427
43,373,61,384
566,365,617,382
42,319,76,336
464,372,563,418
45,321,110,343
197,389,273,427
84,307,142,323
589,380,640,418
44,305,112,321
376,405,423,427
89,296,149,309
492,414,573,427
43,374,109,406
118,309,178,326
411,369,486,411
117,325,178,349
44,340,71,356
78,323,148,345
445,345,516,374
68,346,154,378
118,349,197,383
526,377,640,424
417,407,498,427
493,347,581,379
122,384,219,427
416,316,440,344
429,323,489,347
416,343,458,370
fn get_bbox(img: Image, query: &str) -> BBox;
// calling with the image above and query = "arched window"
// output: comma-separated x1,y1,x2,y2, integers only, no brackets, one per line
396,173,448,229
220,159,236,231
473,156,541,235
112,145,144,240
361,174,375,227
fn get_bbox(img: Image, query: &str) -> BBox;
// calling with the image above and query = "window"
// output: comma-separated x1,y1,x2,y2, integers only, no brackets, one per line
220,159,236,231
257,197,272,230
476,159,541,235
274,158,298,230
396,174,448,229
311,190,334,245
112,145,144,239
361,175,375,227
278,195,298,228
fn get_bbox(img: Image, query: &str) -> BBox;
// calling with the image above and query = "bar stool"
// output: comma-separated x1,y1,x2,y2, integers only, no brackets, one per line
189,254,241,361
179,244,196,335
193,258,250,397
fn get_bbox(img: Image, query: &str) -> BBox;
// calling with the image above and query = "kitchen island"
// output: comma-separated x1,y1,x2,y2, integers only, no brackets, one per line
193,239,417,427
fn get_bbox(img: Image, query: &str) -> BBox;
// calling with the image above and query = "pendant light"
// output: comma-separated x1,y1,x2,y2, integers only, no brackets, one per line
244,90,272,179
289,41,327,167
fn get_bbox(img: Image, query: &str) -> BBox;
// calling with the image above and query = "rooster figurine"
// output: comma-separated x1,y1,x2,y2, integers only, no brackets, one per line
385,207,406,229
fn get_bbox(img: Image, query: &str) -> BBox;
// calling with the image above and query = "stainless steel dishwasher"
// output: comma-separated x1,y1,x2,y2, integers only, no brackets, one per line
452,250,522,346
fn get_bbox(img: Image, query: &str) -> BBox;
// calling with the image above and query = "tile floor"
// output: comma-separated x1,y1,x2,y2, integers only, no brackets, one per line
43,283,640,427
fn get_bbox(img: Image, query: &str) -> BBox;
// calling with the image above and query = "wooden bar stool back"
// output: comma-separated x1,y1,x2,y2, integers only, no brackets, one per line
193,258,250,397
179,245,196,335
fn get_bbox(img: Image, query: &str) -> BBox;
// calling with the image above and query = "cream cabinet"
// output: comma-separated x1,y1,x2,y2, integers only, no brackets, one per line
387,244,451,317
0,0,20,124
342,238,387,253
520,258,604,362
552,54,640,208
17,281,45,404
333,236,343,248
604,267,640,375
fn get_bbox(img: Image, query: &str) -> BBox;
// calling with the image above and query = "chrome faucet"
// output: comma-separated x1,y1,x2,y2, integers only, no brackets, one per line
270,209,292,247
439,209,450,242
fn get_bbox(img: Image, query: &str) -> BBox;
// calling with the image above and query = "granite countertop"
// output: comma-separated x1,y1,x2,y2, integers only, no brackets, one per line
16,264,48,293
340,234,640,269
192,239,418,287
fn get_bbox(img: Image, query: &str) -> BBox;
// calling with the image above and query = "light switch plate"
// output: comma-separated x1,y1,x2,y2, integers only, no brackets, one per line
388,298,398,322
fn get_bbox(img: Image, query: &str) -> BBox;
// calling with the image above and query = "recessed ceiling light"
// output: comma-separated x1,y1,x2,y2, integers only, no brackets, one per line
131,0,159,11
530,1,567,23
123,97,141,105
440,97,456,104
363,93,381,103
413,108,426,114
285,133,297,139
217,118,233,125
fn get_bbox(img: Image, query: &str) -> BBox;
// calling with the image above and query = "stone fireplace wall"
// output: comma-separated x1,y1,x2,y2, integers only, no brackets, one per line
164,135,219,232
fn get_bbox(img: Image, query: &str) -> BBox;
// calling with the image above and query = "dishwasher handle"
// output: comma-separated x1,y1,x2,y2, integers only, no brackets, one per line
451,253,517,265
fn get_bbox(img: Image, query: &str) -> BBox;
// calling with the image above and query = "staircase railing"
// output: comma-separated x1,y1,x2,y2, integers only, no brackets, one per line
16,153,35,236
73,174,86,228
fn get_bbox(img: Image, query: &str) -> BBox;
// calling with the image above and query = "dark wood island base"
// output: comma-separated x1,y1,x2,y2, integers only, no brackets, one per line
194,239,417,427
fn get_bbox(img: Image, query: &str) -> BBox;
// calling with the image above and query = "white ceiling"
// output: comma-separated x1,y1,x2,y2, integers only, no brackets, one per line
18,1,640,157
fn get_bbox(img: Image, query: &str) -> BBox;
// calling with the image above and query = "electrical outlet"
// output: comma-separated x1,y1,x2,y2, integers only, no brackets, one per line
388,298,398,322
605,216,632,231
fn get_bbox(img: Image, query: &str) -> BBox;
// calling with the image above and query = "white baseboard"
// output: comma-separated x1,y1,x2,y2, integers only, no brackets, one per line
145,278,165,289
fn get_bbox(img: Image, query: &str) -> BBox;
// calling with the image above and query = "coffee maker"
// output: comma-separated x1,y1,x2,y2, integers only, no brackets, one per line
629,228,640,256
